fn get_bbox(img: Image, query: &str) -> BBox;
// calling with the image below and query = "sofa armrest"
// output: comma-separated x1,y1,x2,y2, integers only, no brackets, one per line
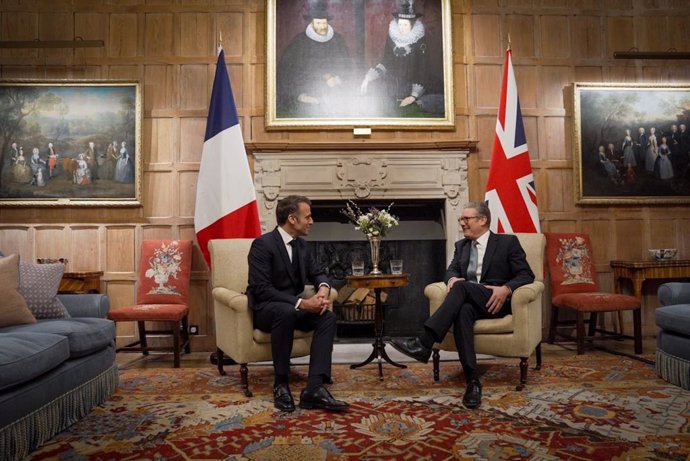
658,282,690,306
57,294,110,319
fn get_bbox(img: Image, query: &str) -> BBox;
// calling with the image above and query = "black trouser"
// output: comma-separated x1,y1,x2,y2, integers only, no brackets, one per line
254,302,336,383
424,281,510,381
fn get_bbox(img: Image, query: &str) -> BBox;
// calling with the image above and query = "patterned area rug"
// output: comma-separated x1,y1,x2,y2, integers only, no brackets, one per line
29,354,690,460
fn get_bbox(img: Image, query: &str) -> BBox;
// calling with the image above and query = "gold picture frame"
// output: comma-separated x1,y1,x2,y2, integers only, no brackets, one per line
573,82,690,205
266,0,454,129
0,80,142,207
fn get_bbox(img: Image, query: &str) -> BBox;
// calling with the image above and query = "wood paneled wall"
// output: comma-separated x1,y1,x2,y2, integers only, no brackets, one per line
1,0,690,343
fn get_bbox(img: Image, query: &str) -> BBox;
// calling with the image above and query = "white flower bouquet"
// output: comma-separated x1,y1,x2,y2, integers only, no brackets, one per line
341,201,399,238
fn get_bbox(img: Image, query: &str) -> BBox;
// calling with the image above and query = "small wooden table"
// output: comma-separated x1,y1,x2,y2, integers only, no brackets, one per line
59,271,103,294
346,273,409,381
610,259,690,300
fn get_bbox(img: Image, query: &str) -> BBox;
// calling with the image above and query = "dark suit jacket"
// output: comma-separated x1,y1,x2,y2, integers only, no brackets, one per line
247,228,329,311
444,232,534,293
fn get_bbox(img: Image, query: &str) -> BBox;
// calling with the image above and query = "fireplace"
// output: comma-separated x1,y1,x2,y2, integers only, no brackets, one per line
251,143,472,339
309,198,447,337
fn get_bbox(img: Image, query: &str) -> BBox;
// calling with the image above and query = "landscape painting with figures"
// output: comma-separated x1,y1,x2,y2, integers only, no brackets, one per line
574,82,690,205
0,81,141,206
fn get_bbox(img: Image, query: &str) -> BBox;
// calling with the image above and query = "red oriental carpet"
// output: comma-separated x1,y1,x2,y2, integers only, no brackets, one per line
28,354,690,460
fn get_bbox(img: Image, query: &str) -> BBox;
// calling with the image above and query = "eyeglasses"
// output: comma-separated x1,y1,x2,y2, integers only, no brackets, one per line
459,216,481,223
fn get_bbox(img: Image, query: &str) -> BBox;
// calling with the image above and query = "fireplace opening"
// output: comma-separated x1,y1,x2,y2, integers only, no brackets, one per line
308,199,447,342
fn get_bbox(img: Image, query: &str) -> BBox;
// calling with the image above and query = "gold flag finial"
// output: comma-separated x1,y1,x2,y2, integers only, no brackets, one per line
507,33,511,51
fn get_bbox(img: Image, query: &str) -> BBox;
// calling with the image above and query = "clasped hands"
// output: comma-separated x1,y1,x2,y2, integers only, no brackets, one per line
447,277,511,315
299,286,331,315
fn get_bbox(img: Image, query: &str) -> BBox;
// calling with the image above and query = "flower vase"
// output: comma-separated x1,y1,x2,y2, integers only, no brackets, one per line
368,236,382,275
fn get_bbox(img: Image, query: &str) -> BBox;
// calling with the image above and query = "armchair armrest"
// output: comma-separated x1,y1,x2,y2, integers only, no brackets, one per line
212,287,249,314
424,282,447,315
658,282,690,306
57,294,110,319
512,281,544,306
425,280,544,316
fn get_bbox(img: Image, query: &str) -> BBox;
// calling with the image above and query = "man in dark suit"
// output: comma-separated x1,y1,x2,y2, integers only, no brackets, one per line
247,195,348,412
391,201,534,409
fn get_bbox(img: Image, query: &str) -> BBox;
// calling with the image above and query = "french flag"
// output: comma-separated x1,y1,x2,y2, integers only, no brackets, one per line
194,48,261,267
484,48,540,233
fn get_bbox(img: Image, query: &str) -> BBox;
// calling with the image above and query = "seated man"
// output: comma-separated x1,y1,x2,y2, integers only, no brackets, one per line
247,195,348,412
391,201,534,409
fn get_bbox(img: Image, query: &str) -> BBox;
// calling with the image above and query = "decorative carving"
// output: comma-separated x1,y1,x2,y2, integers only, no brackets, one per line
255,159,281,209
336,157,388,198
253,149,470,262
441,157,468,206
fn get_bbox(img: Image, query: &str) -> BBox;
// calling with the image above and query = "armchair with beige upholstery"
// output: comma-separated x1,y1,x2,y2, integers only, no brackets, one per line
208,238,336,397
424,233,545,390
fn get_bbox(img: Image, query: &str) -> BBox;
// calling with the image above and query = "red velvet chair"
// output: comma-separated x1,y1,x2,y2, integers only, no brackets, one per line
545,233,642,355
108,240,193,367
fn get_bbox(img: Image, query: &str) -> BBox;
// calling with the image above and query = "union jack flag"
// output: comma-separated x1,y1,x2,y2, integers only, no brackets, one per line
485,48,540,233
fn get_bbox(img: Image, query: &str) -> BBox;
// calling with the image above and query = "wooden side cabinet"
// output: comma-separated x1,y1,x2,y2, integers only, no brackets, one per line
59,271,103,294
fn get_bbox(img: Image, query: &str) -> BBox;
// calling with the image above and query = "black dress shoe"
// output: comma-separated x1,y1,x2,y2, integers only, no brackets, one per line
298,386,349,411
462,378,482,409
273,383,295,412
389,337,432,364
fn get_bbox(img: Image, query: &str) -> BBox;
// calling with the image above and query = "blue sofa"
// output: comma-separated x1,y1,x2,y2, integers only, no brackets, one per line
0,294,117,461
656,282,690,390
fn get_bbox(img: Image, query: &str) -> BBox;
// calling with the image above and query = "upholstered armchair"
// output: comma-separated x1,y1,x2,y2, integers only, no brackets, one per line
424,233,546,390
208,238,336,397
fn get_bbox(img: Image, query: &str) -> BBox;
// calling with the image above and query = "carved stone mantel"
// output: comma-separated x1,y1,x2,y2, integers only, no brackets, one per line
251,142,474,262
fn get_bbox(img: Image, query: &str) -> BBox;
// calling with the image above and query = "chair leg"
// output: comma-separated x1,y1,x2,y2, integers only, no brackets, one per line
588,312,598,337
548,305,559,343
182,315,191,353
517,357,528,391
172,321,181,368
137,321,149,355
216,348,227,375
535,342,542,370
576,311,586,354
633,308,643,354
240,363,252,397
432,349,440,382
617,311,625,336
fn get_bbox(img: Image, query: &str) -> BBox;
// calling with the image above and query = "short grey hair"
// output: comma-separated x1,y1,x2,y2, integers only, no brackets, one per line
464,201,491,226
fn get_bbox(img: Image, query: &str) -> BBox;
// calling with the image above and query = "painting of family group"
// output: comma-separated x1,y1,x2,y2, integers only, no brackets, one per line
268,0,453,127
0,82,140,205
575,83,690,204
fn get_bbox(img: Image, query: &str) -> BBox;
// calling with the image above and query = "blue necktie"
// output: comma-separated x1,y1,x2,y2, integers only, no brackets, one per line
467,241,478,282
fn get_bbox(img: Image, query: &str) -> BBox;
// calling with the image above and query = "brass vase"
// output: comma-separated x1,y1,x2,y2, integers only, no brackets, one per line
368,236,382,275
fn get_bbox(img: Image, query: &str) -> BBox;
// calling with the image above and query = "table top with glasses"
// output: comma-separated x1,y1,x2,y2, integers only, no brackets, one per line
346,273,409,289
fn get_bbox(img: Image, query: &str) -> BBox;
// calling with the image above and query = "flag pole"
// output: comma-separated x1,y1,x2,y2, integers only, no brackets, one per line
507,33,511,52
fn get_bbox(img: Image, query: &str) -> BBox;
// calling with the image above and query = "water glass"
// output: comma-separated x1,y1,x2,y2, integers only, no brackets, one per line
390,259,403,274
352,260,365,276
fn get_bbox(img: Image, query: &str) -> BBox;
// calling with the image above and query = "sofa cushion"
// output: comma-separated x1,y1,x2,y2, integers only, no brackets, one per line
0,332,70,392
0,318,115,358
19,262,70,319
0,254,36,328
656,305,690,337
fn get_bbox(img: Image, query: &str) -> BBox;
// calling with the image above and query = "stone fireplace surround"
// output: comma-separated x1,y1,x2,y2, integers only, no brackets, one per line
250,142,474,337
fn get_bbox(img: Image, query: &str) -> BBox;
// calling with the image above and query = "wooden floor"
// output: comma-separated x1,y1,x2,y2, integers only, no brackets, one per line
115,337,658,370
